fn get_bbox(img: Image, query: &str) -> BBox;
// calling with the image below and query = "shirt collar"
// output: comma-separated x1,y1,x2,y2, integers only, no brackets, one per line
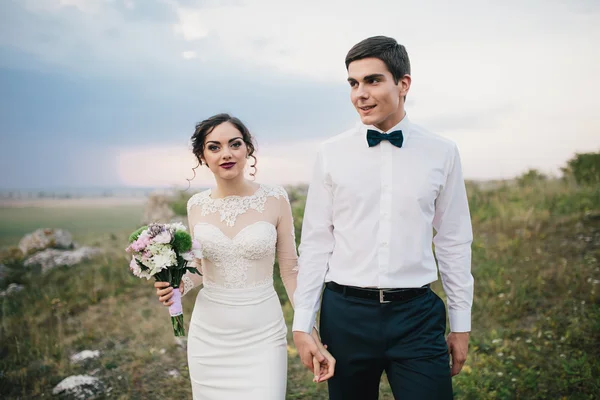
360,113,412,142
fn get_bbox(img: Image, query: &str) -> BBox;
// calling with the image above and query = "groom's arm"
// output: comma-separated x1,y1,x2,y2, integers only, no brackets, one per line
432,143,474,333
432,143,473,376
292,147,335,334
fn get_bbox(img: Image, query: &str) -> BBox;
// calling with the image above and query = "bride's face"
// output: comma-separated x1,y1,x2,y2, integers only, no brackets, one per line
202,122,249,181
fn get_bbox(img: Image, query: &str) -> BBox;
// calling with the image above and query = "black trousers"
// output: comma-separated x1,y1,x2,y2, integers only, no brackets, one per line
320,284,453,400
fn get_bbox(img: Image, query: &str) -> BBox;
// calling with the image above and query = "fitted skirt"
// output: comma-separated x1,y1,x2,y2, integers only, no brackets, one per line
187,282,288,399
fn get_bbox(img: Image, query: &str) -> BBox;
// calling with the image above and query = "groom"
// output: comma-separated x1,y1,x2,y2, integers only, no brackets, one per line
292,36,474,399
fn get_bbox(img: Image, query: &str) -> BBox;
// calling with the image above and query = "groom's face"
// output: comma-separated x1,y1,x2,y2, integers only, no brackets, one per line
347,57,409,132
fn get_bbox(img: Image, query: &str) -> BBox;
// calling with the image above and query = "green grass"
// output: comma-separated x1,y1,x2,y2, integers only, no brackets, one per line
0,206,144,247
1,180,599,399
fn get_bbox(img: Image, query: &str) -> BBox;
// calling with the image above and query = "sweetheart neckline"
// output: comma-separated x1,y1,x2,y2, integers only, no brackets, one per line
193,221,276,241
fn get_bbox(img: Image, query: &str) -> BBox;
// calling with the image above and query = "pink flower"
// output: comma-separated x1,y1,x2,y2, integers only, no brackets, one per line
129,257,142,277
191,239,204,259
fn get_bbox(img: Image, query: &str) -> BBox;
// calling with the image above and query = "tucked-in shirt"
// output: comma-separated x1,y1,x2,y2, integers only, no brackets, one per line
292,115,474,333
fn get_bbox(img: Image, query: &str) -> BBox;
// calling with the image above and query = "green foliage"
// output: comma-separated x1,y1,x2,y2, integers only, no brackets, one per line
516,168,547,188
128,225,148,243
563,152,600,186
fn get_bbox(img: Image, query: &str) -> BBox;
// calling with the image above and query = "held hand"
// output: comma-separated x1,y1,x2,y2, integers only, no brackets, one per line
154,281,184,307
293,331,325,375
447,332,470,376
313,342,335,383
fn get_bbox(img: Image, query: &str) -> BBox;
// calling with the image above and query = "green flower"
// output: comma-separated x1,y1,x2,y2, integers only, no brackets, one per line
172,230,192,253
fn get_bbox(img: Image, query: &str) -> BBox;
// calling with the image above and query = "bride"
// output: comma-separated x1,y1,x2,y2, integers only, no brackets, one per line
153,113,335,399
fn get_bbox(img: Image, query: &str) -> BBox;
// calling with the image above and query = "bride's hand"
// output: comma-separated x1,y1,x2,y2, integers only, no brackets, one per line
312,341,336,383
154,281,184,307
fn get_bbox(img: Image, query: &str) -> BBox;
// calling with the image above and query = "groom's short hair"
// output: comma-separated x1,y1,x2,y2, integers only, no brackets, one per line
345,36,411,85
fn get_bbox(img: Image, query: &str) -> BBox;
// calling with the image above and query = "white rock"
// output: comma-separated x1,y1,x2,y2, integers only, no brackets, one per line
23,247,102,273
19,228,74,255
52,375,104,399
167,369,181,378
70,350,100,363
141,193,175,225
0,283,24,297
174,336,187,350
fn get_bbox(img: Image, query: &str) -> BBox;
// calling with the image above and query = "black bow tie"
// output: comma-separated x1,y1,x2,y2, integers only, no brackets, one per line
366,129,404,148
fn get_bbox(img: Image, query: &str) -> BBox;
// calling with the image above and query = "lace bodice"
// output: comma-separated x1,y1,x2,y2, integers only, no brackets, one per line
182,184,299,298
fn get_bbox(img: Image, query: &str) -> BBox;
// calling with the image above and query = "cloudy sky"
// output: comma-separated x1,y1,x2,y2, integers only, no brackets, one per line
0,0,598,189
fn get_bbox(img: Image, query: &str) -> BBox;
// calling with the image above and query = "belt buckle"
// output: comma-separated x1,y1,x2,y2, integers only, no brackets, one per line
379,289,391,304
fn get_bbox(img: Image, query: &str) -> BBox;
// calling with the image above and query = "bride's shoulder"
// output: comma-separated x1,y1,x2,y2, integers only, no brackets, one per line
259,183,289,201
186,189,211,213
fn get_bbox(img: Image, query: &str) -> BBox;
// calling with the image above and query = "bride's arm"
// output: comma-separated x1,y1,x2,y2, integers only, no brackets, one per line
275,189,335,381
275,188,300,308
182,205,204,297
276,190,320,336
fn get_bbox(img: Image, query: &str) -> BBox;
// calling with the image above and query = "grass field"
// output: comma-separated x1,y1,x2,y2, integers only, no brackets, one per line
1,179,599,399
0,205,144,248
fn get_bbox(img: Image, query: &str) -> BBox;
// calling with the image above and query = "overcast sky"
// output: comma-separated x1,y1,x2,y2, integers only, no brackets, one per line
1,0,598,189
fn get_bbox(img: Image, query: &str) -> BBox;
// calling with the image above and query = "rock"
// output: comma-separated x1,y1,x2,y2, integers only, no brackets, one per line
18,228,74,256
70,350,100,364
0,283,25,297
174,336,187,351
141,193,176,225
167,369,181,378
23,247,102,273
52,375,104,399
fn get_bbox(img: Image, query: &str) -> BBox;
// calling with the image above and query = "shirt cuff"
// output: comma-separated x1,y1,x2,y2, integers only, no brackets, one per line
292,308,317,333
448,309,471,332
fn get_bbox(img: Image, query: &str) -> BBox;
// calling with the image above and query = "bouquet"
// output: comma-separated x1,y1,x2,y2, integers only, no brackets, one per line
125,222,202,336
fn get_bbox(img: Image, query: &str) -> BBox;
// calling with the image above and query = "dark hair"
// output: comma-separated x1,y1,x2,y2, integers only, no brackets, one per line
345,36,411,85
187,113,257,188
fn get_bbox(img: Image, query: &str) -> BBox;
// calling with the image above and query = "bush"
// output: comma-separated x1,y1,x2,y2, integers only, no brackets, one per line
562,152,600,186
516,169,547,188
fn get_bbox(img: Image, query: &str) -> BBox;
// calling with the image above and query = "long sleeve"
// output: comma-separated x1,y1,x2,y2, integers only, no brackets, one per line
182,212,203,297
292,149,335,333
432,143,474,332
275,191,299,307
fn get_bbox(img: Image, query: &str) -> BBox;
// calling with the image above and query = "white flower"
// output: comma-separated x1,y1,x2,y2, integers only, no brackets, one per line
181,251,194,262
169,222,187,232
154,231,172,244
151,248,177,274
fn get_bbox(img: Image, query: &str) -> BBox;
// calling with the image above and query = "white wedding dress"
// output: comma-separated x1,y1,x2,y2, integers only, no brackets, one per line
181,184,299,400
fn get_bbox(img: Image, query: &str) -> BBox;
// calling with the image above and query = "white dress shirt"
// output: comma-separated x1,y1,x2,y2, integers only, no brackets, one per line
292,115,474,334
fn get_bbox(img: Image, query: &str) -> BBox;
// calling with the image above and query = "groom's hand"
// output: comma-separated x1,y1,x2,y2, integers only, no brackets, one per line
447,332,469,376
293,331,325,374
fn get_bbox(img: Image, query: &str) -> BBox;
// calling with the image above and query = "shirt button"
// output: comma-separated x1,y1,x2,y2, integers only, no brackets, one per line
382,242,388,247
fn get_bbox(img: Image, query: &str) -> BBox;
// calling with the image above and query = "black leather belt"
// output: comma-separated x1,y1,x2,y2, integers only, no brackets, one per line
326,281,430,303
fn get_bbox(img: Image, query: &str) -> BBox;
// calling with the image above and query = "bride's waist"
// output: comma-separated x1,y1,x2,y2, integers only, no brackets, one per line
200,280,277,305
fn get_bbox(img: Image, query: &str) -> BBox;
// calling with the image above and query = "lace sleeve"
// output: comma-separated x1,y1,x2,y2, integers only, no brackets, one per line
182,199,204,296
275,187,299,307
